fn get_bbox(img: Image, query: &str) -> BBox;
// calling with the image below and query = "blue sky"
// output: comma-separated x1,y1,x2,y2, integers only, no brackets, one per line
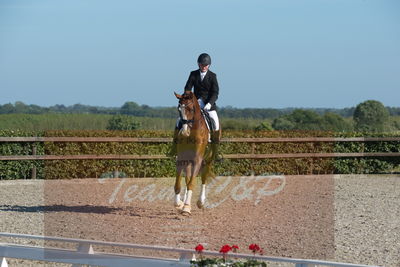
0,0,399,108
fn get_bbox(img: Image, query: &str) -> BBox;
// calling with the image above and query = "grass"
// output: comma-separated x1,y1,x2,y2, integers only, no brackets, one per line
0,113,176,131
1,113,399,132
0,113,270,131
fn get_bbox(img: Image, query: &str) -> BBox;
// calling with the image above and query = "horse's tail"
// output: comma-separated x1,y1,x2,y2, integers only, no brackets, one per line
201,151,217,184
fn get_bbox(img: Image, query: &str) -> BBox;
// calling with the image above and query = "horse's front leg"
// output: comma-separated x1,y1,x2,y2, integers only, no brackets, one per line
181,184,194,215
174,169,184,210
181,159,201,215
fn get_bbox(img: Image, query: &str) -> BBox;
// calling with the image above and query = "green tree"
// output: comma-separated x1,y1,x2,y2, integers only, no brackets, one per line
272,109,351,132
272,109,322,130
121,101,140,115
14,101,28,113
291,109,323,130
321,112,352,132
272,117,295,130
353,100,389,132
0,103,15,114
389,116,400,131
106,115,141,130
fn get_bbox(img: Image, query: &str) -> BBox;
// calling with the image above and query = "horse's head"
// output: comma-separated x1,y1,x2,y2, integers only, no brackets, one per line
174,91,198,136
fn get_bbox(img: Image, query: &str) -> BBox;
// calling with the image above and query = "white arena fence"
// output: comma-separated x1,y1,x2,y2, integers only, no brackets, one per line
0,233,378,267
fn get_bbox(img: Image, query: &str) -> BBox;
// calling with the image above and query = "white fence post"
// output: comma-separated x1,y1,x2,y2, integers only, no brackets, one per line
72,243,94,267
1,258,8,267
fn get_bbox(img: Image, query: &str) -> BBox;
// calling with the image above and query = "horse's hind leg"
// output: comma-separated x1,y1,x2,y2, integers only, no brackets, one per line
197,162,212,209
197,183,206,209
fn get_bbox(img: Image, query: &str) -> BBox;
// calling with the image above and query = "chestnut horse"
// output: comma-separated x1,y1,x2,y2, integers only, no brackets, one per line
174,91,217,215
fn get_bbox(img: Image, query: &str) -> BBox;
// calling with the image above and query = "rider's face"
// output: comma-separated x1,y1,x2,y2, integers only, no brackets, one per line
198,64,209,73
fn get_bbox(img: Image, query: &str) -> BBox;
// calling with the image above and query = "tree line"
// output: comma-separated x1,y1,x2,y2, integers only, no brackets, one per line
1,100,399,132
1,100,400,119
107,100,399,132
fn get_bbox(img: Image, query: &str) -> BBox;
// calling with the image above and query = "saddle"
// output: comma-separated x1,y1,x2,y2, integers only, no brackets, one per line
201,110,216,132
177,110,215,141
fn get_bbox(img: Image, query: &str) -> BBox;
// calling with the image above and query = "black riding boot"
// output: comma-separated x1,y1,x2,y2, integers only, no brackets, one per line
211,130,222,161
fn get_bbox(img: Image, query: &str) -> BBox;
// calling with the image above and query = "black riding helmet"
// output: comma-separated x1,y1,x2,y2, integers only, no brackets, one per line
197,53,211,66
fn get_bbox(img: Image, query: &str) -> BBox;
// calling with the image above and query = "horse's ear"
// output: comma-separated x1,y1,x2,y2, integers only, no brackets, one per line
174,92,182,99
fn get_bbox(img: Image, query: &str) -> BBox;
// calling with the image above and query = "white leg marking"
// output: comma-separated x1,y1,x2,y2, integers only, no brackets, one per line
200,184,206,204
175,194,184,209
184,190,193,206
183,189,188,203
175,194,181,205
197,184,206,209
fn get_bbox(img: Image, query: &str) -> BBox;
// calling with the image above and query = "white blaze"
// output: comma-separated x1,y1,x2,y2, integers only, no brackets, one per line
179,104,190,136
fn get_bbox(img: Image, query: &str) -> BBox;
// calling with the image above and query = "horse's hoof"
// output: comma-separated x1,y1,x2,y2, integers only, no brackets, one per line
197,200,205,209
174,201,184,211
181,204,191,215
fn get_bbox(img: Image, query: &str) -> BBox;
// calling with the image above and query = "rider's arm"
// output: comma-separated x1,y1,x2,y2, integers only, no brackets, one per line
184,71,195,94
206,73,219,106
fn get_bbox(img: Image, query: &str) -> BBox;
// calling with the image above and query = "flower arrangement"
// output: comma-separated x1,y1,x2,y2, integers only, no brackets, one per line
190,243,267,267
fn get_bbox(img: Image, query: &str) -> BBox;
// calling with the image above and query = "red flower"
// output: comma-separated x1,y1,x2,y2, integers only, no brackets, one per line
195,244,204,253
219,244,232,254
249,243,261,253
232,245,239,253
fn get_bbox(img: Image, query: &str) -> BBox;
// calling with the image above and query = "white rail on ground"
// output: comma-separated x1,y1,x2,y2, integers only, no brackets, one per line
0,233,379,267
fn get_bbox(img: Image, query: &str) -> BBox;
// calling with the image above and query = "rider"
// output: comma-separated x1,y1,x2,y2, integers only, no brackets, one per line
170,53,221,160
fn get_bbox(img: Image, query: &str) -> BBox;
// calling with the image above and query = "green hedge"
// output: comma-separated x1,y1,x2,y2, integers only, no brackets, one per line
0,130,399,179
333,132,400,174
0,130,45,179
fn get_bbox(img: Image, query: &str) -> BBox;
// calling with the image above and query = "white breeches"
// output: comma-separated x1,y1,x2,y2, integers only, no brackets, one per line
176,98,220,131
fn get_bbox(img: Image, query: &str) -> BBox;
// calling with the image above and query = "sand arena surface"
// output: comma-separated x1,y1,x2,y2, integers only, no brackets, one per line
0,174,399,266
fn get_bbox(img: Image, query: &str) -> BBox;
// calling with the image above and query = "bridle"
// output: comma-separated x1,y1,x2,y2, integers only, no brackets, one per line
178,98,196,126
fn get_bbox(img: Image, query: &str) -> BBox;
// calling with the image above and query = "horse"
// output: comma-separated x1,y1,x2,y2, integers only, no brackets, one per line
173,91,217,215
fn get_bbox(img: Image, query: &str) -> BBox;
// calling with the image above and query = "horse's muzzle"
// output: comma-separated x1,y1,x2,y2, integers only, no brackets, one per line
179,125,190,137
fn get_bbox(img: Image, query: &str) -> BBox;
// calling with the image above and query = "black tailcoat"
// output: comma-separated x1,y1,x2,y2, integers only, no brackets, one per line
184,69,219,111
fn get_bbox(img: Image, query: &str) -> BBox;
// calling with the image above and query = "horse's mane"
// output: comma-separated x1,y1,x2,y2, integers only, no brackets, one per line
182,91,195,100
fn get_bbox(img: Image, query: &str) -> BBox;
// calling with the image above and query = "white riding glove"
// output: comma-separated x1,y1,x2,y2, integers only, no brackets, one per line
204,103,212,111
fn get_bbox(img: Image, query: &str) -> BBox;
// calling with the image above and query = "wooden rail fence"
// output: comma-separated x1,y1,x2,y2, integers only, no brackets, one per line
1,137,399,161
1,136,399,179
